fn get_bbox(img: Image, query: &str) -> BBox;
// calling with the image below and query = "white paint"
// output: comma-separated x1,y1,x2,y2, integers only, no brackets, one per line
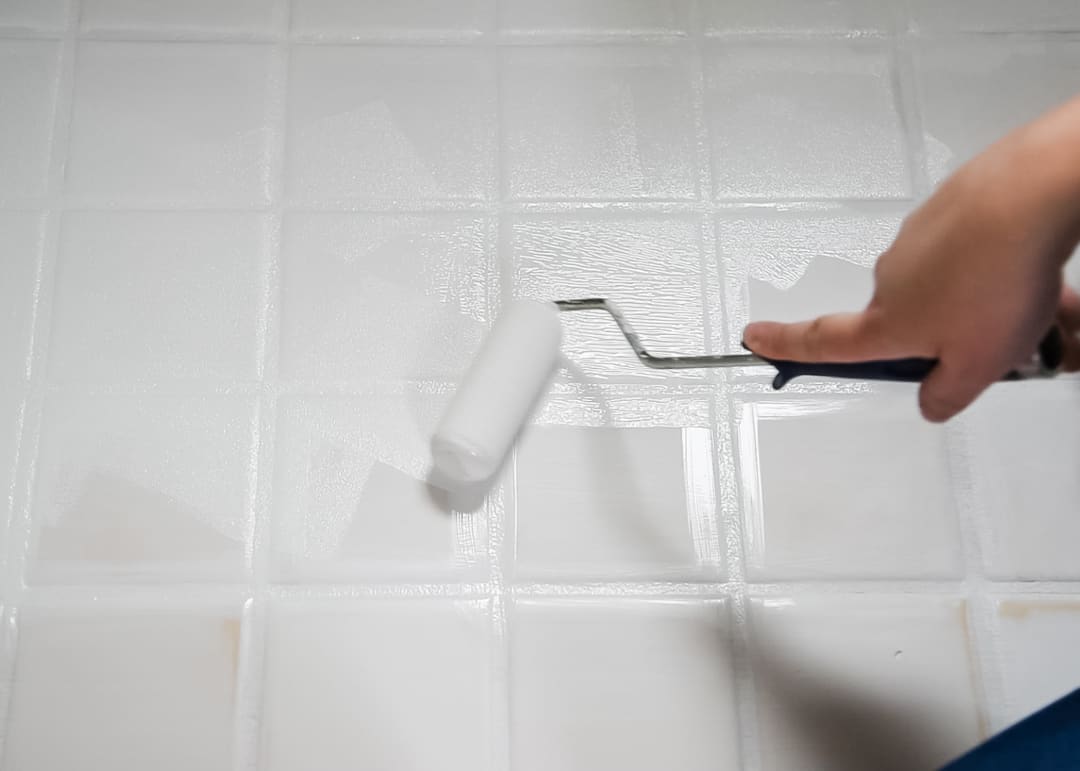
433,299,562,484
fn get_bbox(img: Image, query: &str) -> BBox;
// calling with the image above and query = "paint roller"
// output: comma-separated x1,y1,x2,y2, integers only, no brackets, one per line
432,298,1064,484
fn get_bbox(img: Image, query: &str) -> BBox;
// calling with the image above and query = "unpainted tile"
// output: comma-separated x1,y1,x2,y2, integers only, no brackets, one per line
910,0,1080,32
749,596,984,771
703,0,890,35
80,0,284,36
3,604,240,771
0,41,61,199
0,0,68,33
499,0,689,38
511,599,740,771
261,599,494,771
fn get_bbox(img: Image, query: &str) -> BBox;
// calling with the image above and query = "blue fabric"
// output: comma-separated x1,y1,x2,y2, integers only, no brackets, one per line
942,688,1080,770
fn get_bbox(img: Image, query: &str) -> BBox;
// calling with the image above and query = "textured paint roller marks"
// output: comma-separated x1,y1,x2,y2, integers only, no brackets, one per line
510,216,707,381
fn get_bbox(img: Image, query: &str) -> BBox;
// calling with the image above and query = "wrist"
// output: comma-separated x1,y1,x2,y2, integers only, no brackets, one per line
1016,97,1080,260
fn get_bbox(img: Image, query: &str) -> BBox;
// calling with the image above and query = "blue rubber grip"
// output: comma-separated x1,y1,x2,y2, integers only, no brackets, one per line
753,327,1063,390
761,356,937,390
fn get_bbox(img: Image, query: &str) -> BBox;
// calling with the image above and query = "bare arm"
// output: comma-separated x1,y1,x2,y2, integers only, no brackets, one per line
743,95,1080,422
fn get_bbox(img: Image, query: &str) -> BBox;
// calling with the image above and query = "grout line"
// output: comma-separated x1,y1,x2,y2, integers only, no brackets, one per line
713,383,764,771
947,415,1007,736
233,3,291,769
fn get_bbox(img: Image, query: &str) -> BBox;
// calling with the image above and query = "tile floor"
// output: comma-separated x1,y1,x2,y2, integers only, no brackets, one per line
1,1,1079,769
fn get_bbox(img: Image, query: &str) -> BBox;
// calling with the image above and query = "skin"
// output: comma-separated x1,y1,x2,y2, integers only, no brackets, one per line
743,96,1080,423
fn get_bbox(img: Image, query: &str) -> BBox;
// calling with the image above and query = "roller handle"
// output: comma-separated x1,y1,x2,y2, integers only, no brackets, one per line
755,327,1064,390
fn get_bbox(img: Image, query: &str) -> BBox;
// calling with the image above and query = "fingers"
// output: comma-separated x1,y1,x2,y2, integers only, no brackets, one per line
743,312,909,363
918,358,995,423
1057,285,1080,371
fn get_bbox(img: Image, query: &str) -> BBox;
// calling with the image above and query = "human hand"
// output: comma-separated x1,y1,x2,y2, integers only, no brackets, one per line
743,98,1080,422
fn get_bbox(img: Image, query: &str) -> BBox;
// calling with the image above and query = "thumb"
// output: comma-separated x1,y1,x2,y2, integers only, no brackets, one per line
743,312,904,363
918,357,995,423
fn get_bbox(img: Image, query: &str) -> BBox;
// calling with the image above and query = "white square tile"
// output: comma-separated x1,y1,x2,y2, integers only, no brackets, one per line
910,0,1080,32
996,599,1080,726
3,603,240,771
49,212,266,384
0,212,42,378
279,213,491,381
67,42,272,205
502,47,697,200
292,0,490,40
749,596,984,771
511,599,740,771
508,214,712,382
0,0,68,33
0,384,21,528
705,42,910,200
513,395,721,579
703,0,890,34
717,207,903,349
499,0,689,38
964,381,1080,579
80,0,284,37
261,599,493,771
272,394,486,582
916,39,1080,185
0,41,60,199
738,397,962,579
30,394,254,582
287,46,495,204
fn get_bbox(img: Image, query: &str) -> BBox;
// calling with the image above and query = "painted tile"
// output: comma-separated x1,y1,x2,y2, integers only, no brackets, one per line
499,0,689,38
286,46,495,204
0,384,21,536
66,42,272,205
513,394,720,579
80,0,283,36
261,599,493,771
996,599,1080,727
511,599,740,771
916,39,1080,185
910,0,1080,32
0,212,42,379
0,41,60,199
3,603,240,771
749,596,984,771
292,0,490,39
0,0,68,33
272,394,486,582
29,395,254,582
279,213,491,382
703,0,890,34
738,396,962,579
705,41,910,200
508,214,712,382
716,207,903,350
964,381,1080,579
49,212,266,384
502,47,697,200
